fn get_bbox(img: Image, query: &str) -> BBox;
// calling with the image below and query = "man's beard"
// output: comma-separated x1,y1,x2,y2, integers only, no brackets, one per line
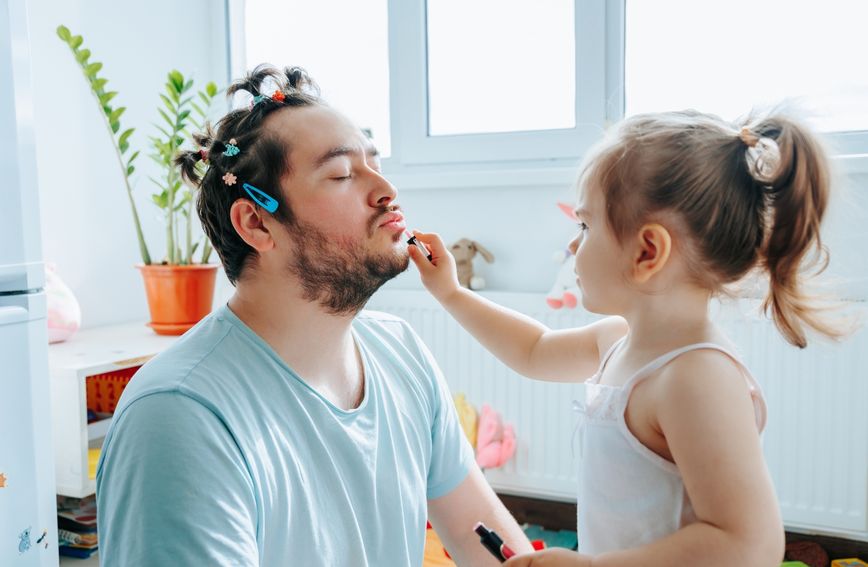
284,214,409,316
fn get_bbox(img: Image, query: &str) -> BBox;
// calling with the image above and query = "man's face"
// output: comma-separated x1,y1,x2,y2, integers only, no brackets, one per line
267,105,409,314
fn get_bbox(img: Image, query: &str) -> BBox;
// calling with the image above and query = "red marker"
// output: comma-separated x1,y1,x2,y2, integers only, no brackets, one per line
474,521,516,562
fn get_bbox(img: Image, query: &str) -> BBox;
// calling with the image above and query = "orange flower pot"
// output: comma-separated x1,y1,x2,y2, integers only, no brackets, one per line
137,264,219,335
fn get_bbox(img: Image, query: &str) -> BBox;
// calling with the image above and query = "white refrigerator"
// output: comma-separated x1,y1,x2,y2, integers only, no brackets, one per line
0,0,60,564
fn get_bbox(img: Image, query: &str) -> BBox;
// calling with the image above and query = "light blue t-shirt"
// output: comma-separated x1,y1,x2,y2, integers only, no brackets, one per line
96,305,474,566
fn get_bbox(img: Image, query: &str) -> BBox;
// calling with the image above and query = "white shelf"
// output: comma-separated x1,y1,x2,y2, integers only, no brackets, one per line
49,321,179,498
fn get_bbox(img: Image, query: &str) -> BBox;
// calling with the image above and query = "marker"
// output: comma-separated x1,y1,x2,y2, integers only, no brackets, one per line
474,522,516,562
405,230,433,261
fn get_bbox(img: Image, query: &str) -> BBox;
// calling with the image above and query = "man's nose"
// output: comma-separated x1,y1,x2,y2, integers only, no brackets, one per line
370,172,397,207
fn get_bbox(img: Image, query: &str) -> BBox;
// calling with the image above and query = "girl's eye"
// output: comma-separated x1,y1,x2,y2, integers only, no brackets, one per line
332,175,352,181
577,222,589,232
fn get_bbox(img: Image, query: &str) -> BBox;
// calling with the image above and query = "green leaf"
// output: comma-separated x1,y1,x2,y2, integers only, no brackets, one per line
126,164,135,176
191,101,205,117
119,141,129,153
159,93,176,113
70,35,83,49
92,78,108,90
56,26,71,41
158,108,174,129
177,109,191,123
198,92,211,106
98,91,118,105
183,79,193,93
75,48,90,64
118,127,134,147
206,82,218,97
84,61,102,76
110,120,120,133
154,125,171,138
126,150,140,166
109,107,125,122
169,70,184,92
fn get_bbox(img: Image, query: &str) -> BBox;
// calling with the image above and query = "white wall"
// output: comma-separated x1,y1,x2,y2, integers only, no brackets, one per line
28,0,868,329
30,0,229,327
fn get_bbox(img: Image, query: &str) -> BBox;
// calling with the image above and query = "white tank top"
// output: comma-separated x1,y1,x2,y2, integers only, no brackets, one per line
572,337,767,555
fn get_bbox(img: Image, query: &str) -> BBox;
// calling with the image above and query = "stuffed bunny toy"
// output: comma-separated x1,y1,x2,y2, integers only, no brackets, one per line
475,404,516,469
546,202,582,309
449,238,495,290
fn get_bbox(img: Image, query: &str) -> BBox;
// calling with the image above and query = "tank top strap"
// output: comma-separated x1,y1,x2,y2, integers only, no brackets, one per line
587,335,628,384
622,342,767,431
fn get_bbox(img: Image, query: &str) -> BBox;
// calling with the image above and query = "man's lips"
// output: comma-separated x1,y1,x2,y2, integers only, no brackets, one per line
378,211,406,230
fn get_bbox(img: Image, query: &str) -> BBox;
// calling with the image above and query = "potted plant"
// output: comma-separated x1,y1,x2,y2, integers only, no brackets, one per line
57,25,220,335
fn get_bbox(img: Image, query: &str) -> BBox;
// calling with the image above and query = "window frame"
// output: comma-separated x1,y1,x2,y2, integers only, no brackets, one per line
229,0,868,185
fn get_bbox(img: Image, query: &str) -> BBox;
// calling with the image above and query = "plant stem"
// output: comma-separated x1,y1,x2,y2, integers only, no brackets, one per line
88,88,152,265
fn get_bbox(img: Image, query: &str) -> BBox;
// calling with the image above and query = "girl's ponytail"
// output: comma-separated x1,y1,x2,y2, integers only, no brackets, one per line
748,116,840,347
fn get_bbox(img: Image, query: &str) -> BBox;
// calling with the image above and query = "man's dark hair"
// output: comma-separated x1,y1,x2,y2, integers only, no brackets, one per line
175,64,321,284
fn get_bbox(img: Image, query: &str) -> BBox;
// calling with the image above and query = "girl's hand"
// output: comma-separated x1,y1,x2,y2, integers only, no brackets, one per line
406,230,461,303
504,548,593,567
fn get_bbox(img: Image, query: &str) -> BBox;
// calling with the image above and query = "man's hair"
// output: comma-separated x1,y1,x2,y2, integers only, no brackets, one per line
175,64,321,285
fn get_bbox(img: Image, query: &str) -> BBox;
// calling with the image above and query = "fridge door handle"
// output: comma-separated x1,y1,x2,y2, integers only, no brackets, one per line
0,305,29,326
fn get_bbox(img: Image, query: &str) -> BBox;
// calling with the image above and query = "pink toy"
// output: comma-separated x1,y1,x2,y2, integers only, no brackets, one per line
546,202,581,310
475,404,516,469
45,263,81,343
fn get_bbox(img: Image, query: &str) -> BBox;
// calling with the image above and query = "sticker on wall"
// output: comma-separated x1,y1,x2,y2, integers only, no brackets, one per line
0,472,6,488
18,527,31,554
36,529,48,549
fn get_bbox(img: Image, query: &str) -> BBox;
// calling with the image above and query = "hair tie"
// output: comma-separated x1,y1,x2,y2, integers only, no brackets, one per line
740,127,759,148
199,149,209,162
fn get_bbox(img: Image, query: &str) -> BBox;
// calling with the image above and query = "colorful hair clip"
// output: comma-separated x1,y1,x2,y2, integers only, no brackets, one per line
199,148,208,162
223,138,240,157
243,182,279,213
271,90,285,102
222,172,237,186
251,94,267,107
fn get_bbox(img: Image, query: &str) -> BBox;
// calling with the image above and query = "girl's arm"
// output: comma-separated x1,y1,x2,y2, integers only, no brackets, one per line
504,350,784,567
408,231,626,382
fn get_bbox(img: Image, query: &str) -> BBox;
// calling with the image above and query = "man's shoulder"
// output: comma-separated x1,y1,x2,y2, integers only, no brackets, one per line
118,312,244,404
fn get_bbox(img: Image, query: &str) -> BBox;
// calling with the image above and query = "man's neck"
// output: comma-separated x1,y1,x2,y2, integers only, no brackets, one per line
227,275,365,410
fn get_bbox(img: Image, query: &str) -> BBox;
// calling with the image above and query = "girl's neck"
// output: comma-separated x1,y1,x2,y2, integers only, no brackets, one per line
620,285,718,353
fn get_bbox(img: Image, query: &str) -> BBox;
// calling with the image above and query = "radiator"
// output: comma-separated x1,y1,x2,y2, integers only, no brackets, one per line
367,289,868,538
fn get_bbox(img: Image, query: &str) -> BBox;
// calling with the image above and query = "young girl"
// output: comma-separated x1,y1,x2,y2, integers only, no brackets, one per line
408,110,842,567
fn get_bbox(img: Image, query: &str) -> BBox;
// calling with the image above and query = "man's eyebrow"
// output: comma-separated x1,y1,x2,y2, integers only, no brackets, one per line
314,146,355,169
314,145,380,169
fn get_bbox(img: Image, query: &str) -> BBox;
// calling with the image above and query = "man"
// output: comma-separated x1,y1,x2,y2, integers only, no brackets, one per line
96,64,532,566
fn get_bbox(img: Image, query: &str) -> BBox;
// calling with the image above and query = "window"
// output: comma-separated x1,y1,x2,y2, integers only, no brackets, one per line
426,0,575,136
625,0,868,152
241,0,392,156
388,0,613,166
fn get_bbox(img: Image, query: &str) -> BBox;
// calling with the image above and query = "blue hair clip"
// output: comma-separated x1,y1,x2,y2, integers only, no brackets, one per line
243,183,279,213
223,138,240,157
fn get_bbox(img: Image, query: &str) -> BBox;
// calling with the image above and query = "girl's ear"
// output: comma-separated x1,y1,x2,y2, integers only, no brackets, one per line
632,223,672,283
230,198,275,253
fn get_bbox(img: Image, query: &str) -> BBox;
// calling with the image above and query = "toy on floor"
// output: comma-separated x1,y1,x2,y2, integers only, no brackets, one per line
476,404,516,469
546,203,581,310
831,560,868,567
449,238,494,290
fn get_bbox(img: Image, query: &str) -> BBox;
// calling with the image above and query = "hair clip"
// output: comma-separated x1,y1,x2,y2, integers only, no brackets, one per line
271,90,285,102
223,138,240,157
243,182,279,213
199,149,209,162
222,172,237,186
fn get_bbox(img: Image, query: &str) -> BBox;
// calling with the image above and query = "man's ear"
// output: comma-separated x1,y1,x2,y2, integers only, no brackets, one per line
632,223,671,283
230,198,275,253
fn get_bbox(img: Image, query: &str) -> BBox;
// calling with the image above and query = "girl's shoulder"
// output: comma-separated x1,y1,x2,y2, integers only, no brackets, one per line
593,316,629,362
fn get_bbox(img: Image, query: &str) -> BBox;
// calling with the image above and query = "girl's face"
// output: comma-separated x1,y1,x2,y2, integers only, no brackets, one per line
567,184,632,315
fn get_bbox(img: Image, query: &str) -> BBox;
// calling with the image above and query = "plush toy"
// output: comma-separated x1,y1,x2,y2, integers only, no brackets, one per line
453,392,478,447
45,263,81,343
475,404,516,469
449,238,494,290
546,203,581,310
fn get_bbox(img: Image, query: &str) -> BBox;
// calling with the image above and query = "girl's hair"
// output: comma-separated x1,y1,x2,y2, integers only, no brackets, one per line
174,64,321,285
581,109,840,348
